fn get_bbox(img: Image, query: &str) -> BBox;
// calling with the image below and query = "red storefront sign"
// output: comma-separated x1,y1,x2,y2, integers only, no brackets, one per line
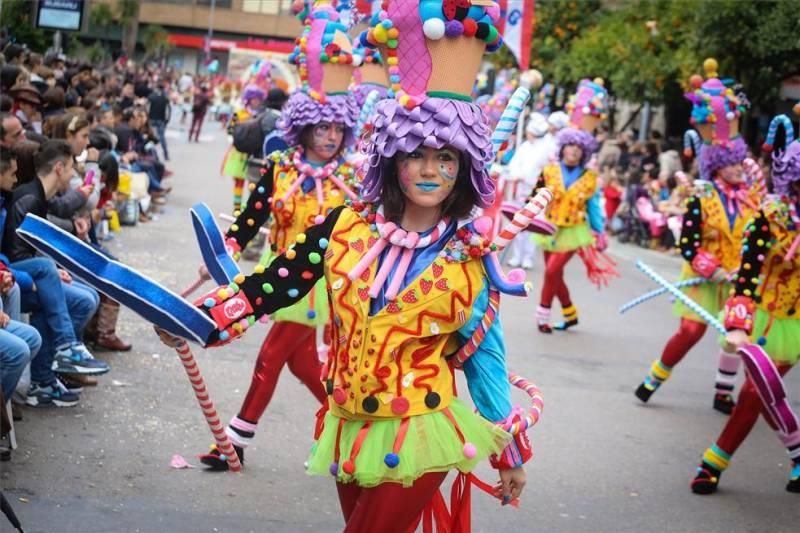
168,33,294,54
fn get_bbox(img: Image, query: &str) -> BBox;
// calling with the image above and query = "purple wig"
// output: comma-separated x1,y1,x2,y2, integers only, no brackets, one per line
242,84,266,105
698,137,747,180
772,140,800,196
277,90,359,148
359,96,495,208
353,83,389,108
556,127,599,167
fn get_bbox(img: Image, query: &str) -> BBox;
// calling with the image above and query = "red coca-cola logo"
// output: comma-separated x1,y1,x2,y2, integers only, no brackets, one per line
224,297,247,320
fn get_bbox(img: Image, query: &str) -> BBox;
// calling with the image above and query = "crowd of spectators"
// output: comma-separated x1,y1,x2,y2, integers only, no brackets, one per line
0,41,209,463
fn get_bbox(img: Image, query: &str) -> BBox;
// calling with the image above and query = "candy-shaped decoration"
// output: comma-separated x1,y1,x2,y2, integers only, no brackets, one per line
761,114,795,153
619,276,706,314
501,373,544,436
490,87,531,156
355,89,381,138
683,129,701,159
493,188,554,251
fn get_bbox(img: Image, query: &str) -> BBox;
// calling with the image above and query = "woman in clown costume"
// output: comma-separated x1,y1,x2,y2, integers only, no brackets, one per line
197,2,360,471
221,83,267,212
691,107,800,495
531,79,614,333
168,1,539,529
634,61,759,415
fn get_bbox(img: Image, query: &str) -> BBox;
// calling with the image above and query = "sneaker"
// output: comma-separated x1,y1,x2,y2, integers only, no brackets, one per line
635,382,655,403
691,462,721,495
787,463,800,493
56,374,84,394
713,393,735,415
199,443,244,471
53,343,110,376
26,380,80,407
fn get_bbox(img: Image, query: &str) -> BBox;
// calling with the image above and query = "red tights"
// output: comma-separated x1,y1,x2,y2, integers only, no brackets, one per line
238,321,327,422
716,364,793,456
336,472,448,533
659,318,707,368
539,251,575,308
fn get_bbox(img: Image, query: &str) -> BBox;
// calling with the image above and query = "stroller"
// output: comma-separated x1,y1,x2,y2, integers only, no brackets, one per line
613,184,651,248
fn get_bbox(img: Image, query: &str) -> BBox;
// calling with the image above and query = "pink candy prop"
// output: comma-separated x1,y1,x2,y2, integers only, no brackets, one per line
175,341,242,473
493,188,553,251
742,158,767,198
501,373,544,436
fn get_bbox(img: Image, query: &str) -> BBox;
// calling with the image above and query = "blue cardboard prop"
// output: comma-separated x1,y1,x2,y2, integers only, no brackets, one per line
17,214,215,345
190,202,241,285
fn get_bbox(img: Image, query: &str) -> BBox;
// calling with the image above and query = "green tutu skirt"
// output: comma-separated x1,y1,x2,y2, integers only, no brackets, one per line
222,147,248,179
258,247,329,327
741,309,800,365
534,223,593,252
672,273,731,325
306,398,510,488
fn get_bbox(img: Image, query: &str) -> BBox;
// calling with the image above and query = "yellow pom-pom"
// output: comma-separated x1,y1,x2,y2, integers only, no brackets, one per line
286,249,297,260
234,274,246,284
703,57,718,78
246,218,255,226
373,25,388,43
217,289,228,300
296,233,307,244
399,94,410,106
248,183,256,191
387,57,398,66
230,224,239,232
253,264,265,274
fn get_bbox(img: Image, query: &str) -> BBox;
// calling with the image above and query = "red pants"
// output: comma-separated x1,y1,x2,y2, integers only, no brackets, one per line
660,318,707,368
336,472,447,533
716,364,793,456
539,251,575,308
238,321,327,423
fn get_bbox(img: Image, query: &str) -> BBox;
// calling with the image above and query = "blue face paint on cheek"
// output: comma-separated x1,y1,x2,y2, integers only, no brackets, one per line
438,162,457,182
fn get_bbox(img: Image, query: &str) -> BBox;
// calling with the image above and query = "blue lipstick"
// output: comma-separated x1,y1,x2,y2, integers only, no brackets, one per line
416,182,440,192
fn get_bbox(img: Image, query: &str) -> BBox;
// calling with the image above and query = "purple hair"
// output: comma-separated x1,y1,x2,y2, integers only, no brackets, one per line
359,96,495,208
353,83,388,108
277,90,359,148
242,84,266,105
772,140,800,196
556,127,599,166
698,137,747,180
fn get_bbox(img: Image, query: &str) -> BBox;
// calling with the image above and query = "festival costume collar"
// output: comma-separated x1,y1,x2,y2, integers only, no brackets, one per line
278,147,358,219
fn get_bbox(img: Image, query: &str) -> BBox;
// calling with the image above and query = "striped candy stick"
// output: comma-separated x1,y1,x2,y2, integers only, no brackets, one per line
635,260,726,335
762,114,795,152
493,188,553,251
618,276,706,314
175,341,242,473
490,87,531,156
355,89,381,138
683,129,701,158
505,372,544,435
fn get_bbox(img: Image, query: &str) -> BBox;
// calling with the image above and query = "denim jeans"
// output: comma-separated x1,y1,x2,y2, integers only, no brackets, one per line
0,320,40,398
2,282,21,320
12,257,75,347
151,119,169,160
26,280,99,384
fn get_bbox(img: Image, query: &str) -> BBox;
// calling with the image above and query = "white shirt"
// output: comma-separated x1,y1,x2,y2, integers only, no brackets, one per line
507,133,558,188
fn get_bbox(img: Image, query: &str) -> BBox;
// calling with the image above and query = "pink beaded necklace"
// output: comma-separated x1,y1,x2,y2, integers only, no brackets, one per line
279,149,358,222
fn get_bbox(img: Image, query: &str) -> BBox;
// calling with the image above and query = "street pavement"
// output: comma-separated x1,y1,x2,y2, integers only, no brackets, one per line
3,119,799,533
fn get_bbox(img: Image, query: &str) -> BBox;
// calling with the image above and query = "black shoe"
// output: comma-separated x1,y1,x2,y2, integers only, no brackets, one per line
199,444,244,471
635,382,655,403
537,323,553,334
553,318,578,331
787,463,800,493
713,393,736,415
691,462,721,495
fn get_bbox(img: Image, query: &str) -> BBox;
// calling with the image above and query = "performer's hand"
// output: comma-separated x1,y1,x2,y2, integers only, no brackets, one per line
0,271,14,294
154,326,184,348
58,269,73,284
198,264,211,281
496,466,526,504
593,232,608,252
0,311,10,329
724,329,750,352
711,268,730,284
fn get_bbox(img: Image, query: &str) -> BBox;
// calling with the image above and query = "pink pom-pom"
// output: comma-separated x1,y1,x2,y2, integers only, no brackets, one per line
314,214,325,224
473,215,493,236
463,443,477,459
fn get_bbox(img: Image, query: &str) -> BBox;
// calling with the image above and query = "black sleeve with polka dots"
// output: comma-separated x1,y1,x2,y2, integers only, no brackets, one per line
731,211,772,299
202,206,345,346
238,205,344,317
679,195,703,262
225,160,276,249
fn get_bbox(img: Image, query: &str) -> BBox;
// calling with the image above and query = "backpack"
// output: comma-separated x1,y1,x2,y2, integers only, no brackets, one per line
232,109,282,158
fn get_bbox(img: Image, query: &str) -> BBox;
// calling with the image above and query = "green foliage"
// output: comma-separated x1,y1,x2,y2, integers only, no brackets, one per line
141,25,172,59
0,0,48,52
493,0,799,112
89,3,115,34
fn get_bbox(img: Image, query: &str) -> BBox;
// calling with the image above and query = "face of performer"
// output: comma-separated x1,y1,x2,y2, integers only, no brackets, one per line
716,162,744,185
562,144,583,166
395,146,460,210
304,122,345,163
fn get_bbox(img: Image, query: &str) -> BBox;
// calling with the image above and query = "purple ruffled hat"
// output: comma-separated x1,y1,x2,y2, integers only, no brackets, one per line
556,128,599,167
698,137,747,180
360,96,495,208
278,91,359,148
353,83,389,109
358,0,505,208
772,140,800,196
